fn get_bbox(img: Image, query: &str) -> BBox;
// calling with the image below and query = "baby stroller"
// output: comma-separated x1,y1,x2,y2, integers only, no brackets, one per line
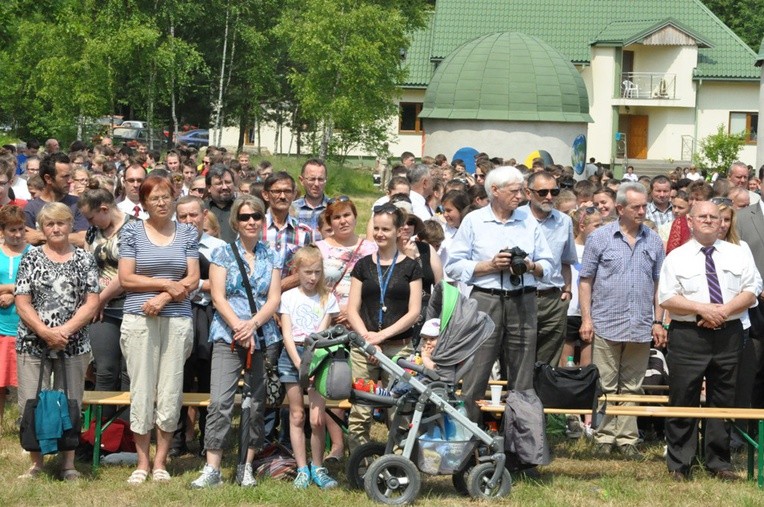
301,282,509,504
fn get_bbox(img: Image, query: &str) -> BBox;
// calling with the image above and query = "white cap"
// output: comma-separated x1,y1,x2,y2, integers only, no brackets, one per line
420,318,440,337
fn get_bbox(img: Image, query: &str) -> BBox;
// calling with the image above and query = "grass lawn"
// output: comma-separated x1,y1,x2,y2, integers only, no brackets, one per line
2,403,764,507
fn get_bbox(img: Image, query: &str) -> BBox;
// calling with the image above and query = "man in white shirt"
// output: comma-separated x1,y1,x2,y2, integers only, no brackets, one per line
728,160,761,205
117,164,148,219
407,163,434,221
659,200,758,482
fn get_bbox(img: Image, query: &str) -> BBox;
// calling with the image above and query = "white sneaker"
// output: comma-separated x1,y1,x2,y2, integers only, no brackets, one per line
236,463,257,487
190,465,223,489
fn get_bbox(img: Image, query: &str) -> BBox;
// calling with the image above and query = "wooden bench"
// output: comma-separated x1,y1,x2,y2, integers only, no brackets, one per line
81,391,352,471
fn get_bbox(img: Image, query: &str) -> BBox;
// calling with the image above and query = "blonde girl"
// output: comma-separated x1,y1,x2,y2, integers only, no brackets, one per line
277,245,339,489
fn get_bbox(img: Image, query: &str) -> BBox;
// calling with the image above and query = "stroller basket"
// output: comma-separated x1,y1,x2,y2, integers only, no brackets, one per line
416,438,477,475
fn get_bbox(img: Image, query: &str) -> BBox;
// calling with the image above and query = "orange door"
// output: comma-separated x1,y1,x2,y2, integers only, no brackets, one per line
627,115,648,159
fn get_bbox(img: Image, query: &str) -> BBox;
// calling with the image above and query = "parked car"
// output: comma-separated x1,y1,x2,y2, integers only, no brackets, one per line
176,129,209,149
112,127,169,149
120,120,147,129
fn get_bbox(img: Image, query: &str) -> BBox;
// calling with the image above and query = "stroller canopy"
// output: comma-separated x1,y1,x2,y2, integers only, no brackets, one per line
426,282,495,376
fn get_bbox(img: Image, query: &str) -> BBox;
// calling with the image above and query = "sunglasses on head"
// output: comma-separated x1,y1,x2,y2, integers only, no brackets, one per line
530,188,561,197
578,206,598,227
710,197,732,206
237,212,264,222
327,195,350,205
373,203,398,214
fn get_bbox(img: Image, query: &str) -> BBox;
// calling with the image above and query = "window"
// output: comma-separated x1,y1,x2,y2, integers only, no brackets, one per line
399,102,423,133
729,112,758,144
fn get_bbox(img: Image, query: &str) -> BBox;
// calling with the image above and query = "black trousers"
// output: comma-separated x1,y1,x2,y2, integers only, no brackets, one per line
665,320,741,474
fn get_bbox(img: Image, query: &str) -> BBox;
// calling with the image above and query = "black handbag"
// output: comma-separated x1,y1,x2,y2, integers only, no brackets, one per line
230,242,285,407
19,351,82,453
533,362,601,417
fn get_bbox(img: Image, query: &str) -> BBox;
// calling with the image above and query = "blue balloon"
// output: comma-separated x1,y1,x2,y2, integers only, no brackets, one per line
452,147,479,175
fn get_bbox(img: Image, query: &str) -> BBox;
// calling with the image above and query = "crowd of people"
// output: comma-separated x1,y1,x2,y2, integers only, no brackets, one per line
0,137,762,487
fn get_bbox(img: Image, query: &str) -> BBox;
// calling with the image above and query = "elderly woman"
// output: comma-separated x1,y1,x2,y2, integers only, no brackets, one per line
79,184,135,404
346,203,422,451
15,202,100,480
118,175,199,484
191,195,281,489
0,205,30,427
316,197,376,460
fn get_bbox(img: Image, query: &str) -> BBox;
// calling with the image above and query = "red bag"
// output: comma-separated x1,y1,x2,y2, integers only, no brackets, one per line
81,419,136,453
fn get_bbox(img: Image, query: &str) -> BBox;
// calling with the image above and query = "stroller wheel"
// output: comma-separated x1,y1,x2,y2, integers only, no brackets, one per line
347,441,387,489
452,461,474,496
364,455,421,505
466,462,512,499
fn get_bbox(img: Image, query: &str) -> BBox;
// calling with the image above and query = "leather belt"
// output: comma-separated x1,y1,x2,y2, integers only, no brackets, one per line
472,286,537,298
537,287,561,297
670,319,740,331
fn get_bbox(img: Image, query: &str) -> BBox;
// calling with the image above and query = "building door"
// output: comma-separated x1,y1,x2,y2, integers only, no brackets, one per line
627,115,648,159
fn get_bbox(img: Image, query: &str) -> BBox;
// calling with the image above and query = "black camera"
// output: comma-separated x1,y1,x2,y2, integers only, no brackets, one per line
500,246,528,285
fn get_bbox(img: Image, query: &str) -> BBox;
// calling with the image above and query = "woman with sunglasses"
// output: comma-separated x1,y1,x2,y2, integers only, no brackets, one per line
315,196,377,461
191,195,281,489
346,203,423,451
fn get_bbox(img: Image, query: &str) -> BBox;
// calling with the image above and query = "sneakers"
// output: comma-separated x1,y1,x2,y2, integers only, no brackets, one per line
294,466,311,489
236,463,257,487
311,464,338,489
618,444,644,460
190,465,223,489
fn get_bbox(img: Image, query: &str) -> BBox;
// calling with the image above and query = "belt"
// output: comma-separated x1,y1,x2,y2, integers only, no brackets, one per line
670,318,741,331
472,286,537,298
537,287,561,297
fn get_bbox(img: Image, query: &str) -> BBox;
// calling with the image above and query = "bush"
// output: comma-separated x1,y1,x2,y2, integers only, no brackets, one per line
694,124,745,173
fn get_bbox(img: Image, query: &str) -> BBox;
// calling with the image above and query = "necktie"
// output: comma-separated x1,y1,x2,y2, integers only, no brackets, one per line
133,205,141,218
701,246,723,304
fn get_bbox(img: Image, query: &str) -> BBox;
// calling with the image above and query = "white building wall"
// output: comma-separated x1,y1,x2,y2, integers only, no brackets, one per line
422,119,587,166
630,45,697,107
586,47,617,162
696,81,759,165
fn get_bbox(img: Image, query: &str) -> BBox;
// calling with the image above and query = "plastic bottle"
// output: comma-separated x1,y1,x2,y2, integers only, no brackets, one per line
443,413,456,440
566,356,576,368
454,401,469,440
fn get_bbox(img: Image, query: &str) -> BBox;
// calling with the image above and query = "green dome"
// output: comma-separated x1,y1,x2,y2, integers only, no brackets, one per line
419,32,592,122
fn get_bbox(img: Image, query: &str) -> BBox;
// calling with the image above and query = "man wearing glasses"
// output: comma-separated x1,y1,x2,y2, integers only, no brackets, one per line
117,163,148,220
520,171,576,366
446,166,553,421
293,158,330,238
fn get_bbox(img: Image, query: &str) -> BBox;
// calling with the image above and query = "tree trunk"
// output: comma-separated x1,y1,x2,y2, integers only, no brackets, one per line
170,19,179,148
213,1,230,147
319,117,333,159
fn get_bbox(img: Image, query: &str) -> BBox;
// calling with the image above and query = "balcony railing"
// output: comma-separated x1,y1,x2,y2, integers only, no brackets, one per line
620,73,676,100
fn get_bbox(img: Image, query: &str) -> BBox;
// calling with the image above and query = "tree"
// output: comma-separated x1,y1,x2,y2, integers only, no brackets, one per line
703,0,764,50
695,124,746,173
276,0,427,158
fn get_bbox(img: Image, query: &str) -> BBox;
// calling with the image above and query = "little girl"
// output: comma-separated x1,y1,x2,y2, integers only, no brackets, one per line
277,245,339,489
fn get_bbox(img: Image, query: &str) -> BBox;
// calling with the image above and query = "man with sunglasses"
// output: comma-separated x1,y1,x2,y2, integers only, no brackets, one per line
520,171,577,366
293,158,330,238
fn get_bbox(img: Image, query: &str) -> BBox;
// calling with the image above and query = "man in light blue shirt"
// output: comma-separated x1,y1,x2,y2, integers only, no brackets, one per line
447,166,553,420
519,171,577,366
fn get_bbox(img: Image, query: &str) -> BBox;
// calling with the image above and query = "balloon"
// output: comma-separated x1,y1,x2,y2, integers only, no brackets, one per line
451,147,479,175
524,150,554,168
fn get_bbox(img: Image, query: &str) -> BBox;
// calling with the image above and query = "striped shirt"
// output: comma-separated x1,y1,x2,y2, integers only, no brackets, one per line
261,212,314,277
580,220,664,343
119,220,199,317
292,195,329,240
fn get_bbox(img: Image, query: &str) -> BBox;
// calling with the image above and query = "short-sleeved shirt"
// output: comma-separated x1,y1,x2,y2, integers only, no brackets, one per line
119,220,199,318
351,255,422,341
518,205,577,290
85,214,136,313
15,247,100,357
278,288,339,344
0,244,31,336
317,238,377,307
261,212,314,278
24,195,89,231
579,220,664,342
292,195,329,240
208,240,282,348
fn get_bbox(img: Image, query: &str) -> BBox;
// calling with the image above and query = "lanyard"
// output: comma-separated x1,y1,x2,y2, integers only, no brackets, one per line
376,251,398,330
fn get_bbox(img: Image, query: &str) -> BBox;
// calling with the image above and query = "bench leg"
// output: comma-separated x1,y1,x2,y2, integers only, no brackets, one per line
748,421,755,482
759,420,764,489
93,405,103,473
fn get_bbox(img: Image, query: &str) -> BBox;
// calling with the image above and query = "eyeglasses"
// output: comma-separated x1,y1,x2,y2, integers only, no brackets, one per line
373,203,398,214
268,188,292,197
327,195,349,205
710,197,732,206
529,188,561,197
147,195,172,205
237,212,264,222
578,206,598,227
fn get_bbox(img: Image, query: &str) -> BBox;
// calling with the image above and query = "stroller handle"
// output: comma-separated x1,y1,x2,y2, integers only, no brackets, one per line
306,325,354,349
396,358,440,381
311,336,350,349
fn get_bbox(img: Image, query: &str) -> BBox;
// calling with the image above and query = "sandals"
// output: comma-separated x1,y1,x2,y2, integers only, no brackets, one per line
127,469,149,485
17,466,43,480
152,468,172,483
60,469,82,481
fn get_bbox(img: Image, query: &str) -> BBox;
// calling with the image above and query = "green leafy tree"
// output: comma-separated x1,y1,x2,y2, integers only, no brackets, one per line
703,0,764,50
695,124,746,173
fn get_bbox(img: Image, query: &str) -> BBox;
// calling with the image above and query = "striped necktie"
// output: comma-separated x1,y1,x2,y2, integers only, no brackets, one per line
701,246,723,304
